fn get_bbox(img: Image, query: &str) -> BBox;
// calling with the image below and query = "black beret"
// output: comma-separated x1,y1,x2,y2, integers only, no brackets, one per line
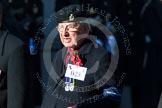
55,4,89,23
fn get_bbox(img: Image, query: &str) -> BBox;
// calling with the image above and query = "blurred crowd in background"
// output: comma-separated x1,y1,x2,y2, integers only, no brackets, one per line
0,0,162,108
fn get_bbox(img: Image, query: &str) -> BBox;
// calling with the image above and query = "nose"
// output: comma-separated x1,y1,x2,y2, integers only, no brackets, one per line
62,28,69,37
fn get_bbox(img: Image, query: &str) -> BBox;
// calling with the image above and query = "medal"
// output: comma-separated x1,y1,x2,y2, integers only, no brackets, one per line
69,78,75,91
65,78,75,91
65,77,71,91
65,82,70,91
70,83,74,91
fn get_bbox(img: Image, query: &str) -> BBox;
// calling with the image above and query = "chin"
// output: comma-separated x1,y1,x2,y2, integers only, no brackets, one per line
63,43,73,48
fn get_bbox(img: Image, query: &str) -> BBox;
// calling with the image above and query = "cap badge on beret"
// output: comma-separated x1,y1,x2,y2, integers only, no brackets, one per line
69,14,75,21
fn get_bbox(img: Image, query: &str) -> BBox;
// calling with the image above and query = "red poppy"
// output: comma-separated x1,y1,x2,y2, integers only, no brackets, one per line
70,54,82,66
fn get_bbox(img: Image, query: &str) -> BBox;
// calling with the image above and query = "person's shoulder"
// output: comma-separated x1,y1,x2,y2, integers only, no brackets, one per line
6,32,25,47
2,31,26,55
92,43,109,55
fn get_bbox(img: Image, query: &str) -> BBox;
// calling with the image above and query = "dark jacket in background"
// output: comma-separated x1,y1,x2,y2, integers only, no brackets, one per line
0,30,33,108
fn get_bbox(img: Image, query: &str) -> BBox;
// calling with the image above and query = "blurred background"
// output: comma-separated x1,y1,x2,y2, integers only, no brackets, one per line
0,0,162,108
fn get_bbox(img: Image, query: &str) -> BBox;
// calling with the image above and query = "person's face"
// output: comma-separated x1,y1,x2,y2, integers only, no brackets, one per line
57,22,89,48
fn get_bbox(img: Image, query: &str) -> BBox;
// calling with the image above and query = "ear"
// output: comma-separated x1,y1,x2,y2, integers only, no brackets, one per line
81,23,89,34
78,23,90,35
84,23,90,34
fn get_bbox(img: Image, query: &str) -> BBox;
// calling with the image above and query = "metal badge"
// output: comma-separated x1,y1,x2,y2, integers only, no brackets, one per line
69,14,74,21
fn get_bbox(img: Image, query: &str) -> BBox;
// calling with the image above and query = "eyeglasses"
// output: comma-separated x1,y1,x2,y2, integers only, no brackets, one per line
57,23,80,33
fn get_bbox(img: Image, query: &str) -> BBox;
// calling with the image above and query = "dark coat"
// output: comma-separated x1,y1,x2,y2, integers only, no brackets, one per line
0,30,33,108
41,41,118,108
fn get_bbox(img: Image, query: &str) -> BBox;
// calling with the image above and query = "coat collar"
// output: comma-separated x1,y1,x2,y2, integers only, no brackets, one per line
78,41,93,55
